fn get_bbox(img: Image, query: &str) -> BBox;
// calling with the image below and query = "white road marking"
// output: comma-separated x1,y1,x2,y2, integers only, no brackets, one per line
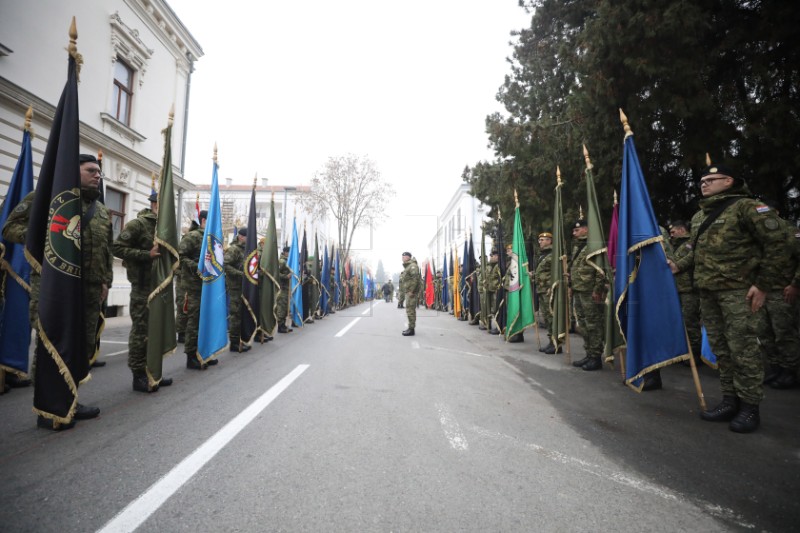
426,345,484,358
96,364,310,533
436,403,469,451
361,307,371,315
101,340,129,345
335,318,361,337
469,425,755,529
104,349,129,357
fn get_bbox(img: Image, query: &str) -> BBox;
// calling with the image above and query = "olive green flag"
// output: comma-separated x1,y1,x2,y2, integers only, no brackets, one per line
505,197,535,339
551,176,569,350
146,116,179,388
258,196,280,337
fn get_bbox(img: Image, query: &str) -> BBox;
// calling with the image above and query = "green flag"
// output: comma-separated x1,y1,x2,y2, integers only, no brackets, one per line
551,175,569,350
505,196,535,339
258,195,280,337
480,226,489,328
146,115,179,387
583,148,624,359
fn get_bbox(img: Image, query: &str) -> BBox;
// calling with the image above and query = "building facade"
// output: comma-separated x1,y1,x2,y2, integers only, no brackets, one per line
428,183,491,263
0,0,202,316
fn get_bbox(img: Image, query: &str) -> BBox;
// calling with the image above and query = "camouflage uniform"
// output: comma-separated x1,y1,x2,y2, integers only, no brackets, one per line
112,208,157,374
675,186,786,406
224,239,246,345
397,277,405,308
400,257,420,329
484,258,501,331
174,268,187,338
178,226,204,357
277,254,291,328
569,236,605,359
2,191,39,330
434,271,442,310
386,280,394,302
535,245,554,339
671,234,702,355
469,265,482,324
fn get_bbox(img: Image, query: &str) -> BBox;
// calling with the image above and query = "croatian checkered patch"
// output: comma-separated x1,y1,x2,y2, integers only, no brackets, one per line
755,204,771,213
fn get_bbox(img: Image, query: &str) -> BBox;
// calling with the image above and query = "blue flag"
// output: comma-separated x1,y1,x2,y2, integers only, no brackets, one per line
334,248,342,308
288,217,303,327
197,160,228,361
441,252,449,310
701,326,718,369
614,133,689,390
0,126,34,377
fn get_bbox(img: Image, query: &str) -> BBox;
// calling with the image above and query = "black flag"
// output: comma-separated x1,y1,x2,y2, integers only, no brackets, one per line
241,184,259,344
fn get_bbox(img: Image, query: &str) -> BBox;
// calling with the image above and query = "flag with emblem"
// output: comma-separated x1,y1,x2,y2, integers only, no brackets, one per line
241,181,259,344
25,20,86,426
145,112,179,387
288,217,303,327
505,192,535,339
0,108,34,379
197,154,228,362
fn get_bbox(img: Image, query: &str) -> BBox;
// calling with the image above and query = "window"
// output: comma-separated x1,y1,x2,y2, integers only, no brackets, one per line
105,187,126,239
112,60,133,125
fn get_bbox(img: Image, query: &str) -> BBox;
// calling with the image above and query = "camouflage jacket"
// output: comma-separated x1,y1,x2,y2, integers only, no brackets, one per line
400,257,421,295
675,189,786,291
671,235,694,293
178,227,204,287
278,256,291,289
484,262,501,292
112,208,157,290
569,237,604,293
535,247,553,294
224,241,245,284
775,218,800,289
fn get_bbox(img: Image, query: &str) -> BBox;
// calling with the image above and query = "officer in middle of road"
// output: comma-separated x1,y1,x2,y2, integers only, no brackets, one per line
400,252,420,336
569,218,606,371
224,227,250,352
113,191,174,392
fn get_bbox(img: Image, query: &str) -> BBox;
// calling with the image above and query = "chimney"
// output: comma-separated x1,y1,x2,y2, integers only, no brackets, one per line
225,177,232,187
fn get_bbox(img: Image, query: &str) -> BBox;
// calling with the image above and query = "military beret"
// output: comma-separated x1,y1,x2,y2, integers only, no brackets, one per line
402,251,412,258
237,227,247,236
701,164,737,181
282,246,290,253
148,192,158,203
538,232,553,239
574,219,587,228
199,210,208,221
79,154,99,165
669,220,688,230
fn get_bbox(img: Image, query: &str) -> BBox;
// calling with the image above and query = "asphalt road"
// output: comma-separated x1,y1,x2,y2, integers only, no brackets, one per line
0,300,798,532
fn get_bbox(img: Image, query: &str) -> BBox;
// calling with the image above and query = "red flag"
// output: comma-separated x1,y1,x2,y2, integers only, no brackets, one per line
425,261,434,307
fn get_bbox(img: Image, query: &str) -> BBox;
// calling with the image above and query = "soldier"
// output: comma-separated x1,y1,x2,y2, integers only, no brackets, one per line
178,210,218,369
671,164,785,433
397,275,405,309
400,252,420,336
569,219,606,370
468,261,482,325
484,250,502,335
112,191,174,391
669,221,702,362
277,246,293,333
174,221,197,344
386,278,394,303
434,270,442,311
535,232,559,354
224,227,250,352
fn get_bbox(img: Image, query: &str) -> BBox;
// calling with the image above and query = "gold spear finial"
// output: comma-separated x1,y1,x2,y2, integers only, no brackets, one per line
67,17,83,79
168,104,175,126
253,172,257,189
151,172,156,192
579,205,584,219
514,189,519,208
705,152,712,166
213,142,218,163
620,108,633,138
582,144,593,170
556,166,562,186
613,190,618,205
497,207,501,221
97,148,103,167
23,106,33,132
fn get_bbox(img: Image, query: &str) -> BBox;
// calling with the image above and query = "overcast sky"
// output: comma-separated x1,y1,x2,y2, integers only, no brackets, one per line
168,0,530,276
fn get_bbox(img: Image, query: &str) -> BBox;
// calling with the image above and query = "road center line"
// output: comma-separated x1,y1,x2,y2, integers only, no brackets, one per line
103,349,129,357
96,364,310,533
335,317,361,337
436,403,469,451
361,307,371,315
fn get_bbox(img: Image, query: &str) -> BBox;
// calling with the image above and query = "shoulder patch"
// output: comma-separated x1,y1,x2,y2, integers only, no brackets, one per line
755,204,771,213
14,203,27,213
764,218,779,230
120,230,131,240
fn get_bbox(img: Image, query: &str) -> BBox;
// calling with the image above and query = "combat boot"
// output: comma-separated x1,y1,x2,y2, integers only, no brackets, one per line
508,333,524,343
581,357,602,371
186,354,207,370
770,368,798,390
539,339,553,353
132,372,151,393
700,395,739,422
277,324,293,333
729,402,760,433
641,370,662,391
572,355,591,367
7,374,31,388
763,364,782,384
402,328,415,336
74,403,100,420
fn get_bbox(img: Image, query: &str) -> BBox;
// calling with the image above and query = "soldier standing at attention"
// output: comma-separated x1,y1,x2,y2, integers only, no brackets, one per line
484,250,501,335
400,252,420,336
224,227,250,352
112,192,173,391
671,164,785,433
569,219,606,371
535,232,559,354
277,246,293,333
179,210,217,369
669,221,702,362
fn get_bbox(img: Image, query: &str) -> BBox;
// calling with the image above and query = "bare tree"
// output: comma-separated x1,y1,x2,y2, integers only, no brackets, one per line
299,154,394,261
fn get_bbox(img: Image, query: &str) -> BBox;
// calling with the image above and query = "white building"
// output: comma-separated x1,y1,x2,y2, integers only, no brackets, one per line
427,183,492,263
0,0,202,316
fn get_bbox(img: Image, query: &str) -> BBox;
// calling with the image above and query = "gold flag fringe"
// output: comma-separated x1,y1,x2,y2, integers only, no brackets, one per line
32,317,78,425
241,294,258,345
146,236,179,304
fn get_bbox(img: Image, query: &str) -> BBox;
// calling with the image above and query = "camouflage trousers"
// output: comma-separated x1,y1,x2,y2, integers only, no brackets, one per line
679,290,702,352
539,289,553,338
227,287,242,343
175,283,187,335
276,286,289,325
397,291,405,307
573,291,604,357
759,291,799,370
128,287,149,372
700,289,766,404
85,282,104,365
405,292,418,328
486,290,497,329
184,284,202,356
